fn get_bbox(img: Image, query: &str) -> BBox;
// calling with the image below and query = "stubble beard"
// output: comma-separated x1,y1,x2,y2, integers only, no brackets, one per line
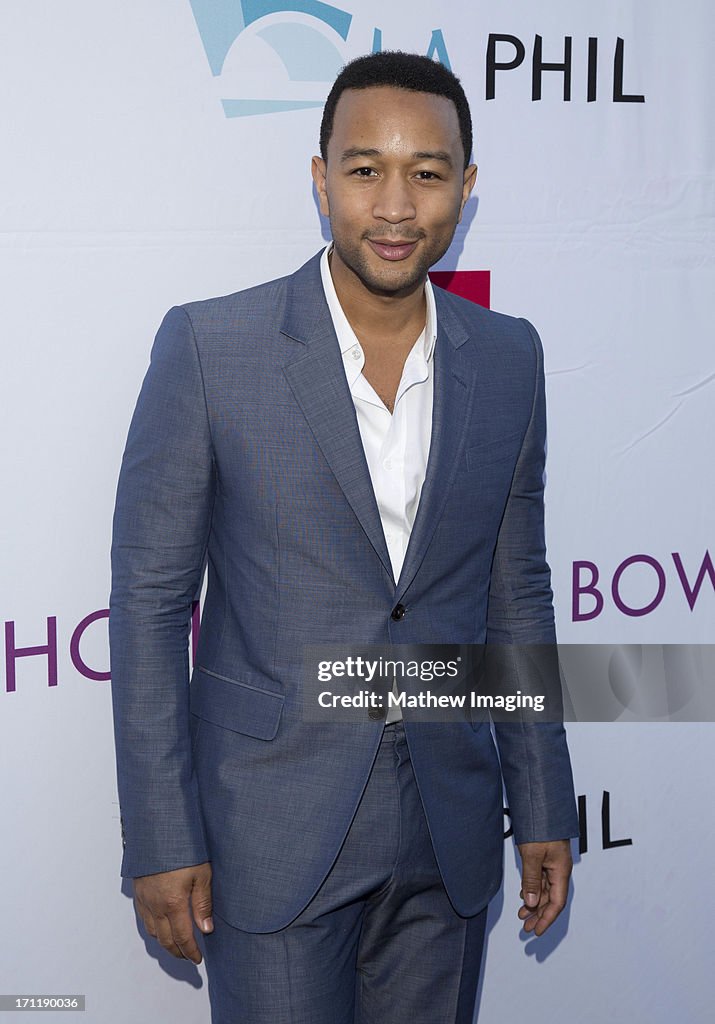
331,229,455,298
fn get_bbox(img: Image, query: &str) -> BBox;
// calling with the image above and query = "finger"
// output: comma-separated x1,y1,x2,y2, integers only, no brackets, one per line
153,912,189,960
165,909,203,964
518,894,548,922
528,867,569,935
518,886,550,929
191,873,214,934
152,909,203,963
520,857,545,910
524,885,567,936
531,896,563,936
519,877,548,905
133,894,158,939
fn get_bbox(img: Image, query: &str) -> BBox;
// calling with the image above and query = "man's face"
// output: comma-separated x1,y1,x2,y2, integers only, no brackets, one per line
312,85,477,298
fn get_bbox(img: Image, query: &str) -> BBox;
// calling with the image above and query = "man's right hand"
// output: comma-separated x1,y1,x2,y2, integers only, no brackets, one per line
133,862,213,964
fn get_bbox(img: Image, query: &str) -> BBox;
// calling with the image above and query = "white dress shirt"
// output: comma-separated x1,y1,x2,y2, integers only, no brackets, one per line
319,244,437,722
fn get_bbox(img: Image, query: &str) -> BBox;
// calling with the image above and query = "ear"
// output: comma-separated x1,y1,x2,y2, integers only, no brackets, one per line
311,156,330,217
458,163,478,223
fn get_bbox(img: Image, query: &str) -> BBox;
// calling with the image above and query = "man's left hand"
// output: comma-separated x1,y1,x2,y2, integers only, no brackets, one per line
517,839,572,936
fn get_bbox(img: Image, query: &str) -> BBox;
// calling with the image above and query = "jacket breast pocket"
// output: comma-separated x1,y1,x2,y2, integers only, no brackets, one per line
190,666,284,741
464,432,523,472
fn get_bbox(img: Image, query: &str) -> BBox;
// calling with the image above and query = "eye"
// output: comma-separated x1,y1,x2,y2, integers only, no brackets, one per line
351,167,377,177
416,170,440,180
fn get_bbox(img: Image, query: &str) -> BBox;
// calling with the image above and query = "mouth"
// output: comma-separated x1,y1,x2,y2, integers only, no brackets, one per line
365,238,420,262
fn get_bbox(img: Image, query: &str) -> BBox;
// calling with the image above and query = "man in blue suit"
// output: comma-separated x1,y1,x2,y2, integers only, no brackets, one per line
110,51,578,1023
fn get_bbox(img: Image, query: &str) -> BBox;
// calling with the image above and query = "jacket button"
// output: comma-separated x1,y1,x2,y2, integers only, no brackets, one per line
368,706,386,721
391,604,406,621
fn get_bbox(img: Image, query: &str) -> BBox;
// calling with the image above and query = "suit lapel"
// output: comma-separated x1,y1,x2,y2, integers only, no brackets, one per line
395,290,475,601
281,253,394,582
280,253,481,598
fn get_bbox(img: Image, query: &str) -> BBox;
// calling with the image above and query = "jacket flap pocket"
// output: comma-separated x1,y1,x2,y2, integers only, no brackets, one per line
190,666,284,741
465,432,523,471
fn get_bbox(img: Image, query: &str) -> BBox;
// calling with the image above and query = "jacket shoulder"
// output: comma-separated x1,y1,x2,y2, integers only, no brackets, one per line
172,249,324,340
433,284,542,362
177,270,293,332
433,283,531,334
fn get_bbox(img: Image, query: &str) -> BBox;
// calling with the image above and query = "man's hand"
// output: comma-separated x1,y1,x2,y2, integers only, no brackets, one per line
133,862,213,964
517,840,572,936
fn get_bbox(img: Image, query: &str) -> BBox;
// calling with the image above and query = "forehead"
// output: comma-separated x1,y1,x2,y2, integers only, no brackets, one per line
328,86,462,157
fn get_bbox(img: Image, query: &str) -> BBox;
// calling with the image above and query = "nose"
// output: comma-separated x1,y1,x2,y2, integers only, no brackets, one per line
371,172,416,224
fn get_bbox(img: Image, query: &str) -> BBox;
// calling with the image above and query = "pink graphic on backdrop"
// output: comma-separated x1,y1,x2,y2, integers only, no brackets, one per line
429,270,490,308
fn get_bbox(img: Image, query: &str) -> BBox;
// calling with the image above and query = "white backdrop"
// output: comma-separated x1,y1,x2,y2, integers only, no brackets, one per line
1,1,713,1021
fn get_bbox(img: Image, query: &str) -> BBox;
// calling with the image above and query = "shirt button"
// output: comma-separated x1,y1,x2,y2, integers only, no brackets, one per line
351,347,361,360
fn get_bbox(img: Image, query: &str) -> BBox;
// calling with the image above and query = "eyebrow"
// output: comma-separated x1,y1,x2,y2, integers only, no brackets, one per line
340,147,381,162
340,147,454,168
412,150,454,167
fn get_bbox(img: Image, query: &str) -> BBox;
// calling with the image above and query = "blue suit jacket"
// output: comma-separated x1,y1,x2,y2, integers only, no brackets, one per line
110,250,578,932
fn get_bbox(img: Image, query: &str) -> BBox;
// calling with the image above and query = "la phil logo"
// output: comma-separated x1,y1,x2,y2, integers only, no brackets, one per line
573,550,715,621
187,0,645,118
189,0,453,117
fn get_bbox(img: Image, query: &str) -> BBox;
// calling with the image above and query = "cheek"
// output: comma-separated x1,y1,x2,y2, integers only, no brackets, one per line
326,193,368,231
426,208,459,234
432,198,464,230
323,185,345,217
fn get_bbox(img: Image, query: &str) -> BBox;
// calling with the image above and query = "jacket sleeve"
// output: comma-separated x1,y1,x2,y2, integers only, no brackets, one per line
109,306,215,877
486,318,579,845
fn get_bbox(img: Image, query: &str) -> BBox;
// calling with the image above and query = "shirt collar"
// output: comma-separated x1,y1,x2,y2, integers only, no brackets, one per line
319,244,437,363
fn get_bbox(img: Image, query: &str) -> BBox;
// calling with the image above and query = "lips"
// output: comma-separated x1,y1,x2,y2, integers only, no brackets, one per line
366,239,419,261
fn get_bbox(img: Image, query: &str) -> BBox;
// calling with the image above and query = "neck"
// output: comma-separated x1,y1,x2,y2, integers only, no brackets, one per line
328,247,426,341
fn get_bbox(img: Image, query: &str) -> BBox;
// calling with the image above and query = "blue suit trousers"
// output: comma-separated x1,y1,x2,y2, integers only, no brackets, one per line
203,722,488,1023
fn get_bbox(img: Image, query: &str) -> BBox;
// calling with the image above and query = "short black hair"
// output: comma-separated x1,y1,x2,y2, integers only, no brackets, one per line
319,51,473,170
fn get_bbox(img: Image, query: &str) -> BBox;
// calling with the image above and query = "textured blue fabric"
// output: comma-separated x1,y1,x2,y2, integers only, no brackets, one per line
109,250,579,934
203,723,487,1024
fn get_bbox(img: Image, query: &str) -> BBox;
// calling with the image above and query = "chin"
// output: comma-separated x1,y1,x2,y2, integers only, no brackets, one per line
359,260,429,295
376,269,428,295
